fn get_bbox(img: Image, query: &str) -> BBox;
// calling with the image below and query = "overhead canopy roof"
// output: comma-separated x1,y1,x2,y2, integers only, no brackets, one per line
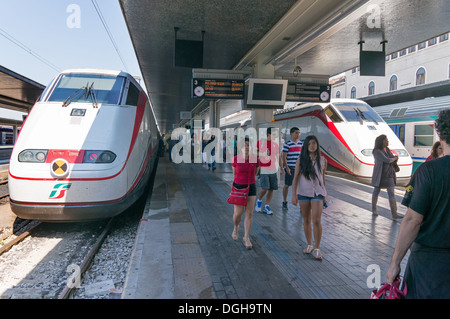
119,0,450,133
0,65,45,113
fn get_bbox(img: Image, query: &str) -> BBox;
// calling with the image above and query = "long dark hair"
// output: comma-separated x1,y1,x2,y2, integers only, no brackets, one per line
373,134,387,153
300,135,321,181
431,141,441,159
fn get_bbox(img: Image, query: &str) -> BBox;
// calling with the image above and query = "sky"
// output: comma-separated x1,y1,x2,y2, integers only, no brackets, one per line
0,0,143,119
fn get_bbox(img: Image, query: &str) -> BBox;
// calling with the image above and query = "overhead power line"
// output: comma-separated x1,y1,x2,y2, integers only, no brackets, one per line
0,27,62,73
91,0,128,72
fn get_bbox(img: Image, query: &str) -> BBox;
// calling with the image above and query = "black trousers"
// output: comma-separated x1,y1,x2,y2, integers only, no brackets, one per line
404,243,450,299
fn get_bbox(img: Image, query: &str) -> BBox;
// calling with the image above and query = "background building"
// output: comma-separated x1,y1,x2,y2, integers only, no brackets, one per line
331,32,450,100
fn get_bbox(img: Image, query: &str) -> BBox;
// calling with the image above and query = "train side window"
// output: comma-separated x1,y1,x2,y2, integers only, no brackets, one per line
398,125,405,145
324,105,343,123
125,82,140,106
414,124,434,147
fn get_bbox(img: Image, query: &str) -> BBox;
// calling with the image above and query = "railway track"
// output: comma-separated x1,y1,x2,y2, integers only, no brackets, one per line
0,217,115,298
0,220,42,256
0,165,153,299
0,193,146,299
58,218,115,299
0,218,115,299
0,180,8,201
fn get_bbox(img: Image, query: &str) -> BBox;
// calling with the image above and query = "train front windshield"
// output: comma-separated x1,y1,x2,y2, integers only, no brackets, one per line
47,74,126,105
333,102,383,124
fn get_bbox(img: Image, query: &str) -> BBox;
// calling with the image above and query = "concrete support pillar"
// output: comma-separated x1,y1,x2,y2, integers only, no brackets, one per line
209,100,220,129
12,124,18,144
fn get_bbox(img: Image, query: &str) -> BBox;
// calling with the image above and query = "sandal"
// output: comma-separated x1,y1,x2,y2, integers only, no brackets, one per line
243,238,253,250
313,248,323,260
303,245,313,254
232,227,239,241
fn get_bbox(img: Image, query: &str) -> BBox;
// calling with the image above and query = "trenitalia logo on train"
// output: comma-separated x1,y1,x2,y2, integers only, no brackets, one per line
48,183,72,199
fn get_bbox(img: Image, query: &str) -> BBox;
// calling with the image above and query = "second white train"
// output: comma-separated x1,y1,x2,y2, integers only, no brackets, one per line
273,99,413,186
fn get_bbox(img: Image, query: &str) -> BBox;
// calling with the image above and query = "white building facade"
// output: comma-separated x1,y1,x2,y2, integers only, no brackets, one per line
331,32,450,99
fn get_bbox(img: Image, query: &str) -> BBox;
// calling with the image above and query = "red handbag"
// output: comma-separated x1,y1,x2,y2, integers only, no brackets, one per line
227,185,250,206
227,162,252,206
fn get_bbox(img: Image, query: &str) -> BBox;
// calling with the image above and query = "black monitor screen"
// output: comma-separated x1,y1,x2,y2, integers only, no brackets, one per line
252,83,283,101
174,39,203,68
360,51,385,76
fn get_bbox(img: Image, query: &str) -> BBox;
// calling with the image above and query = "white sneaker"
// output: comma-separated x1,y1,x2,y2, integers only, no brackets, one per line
262,205,273,215
255,200,262,212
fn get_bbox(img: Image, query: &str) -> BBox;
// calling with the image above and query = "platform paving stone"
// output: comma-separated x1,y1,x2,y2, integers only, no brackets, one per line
123,156,409,299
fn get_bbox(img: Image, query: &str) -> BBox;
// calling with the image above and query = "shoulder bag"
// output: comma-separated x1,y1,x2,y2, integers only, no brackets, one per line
387,147,400,172
227,162,252,206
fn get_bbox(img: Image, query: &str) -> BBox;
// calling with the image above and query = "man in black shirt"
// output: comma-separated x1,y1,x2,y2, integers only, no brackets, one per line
387,109,450,298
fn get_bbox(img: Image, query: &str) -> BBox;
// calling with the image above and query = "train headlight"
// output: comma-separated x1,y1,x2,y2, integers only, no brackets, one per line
18,149,48,162
83,150,116,163
393,149,409,157
35,151,47,162
361,149,373,156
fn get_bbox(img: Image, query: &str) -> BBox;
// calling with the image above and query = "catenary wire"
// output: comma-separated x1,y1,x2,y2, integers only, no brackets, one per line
0,27,62,73
91,0,129,72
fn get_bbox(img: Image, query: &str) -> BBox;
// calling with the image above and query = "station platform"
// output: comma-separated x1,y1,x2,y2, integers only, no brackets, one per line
122,155,408,299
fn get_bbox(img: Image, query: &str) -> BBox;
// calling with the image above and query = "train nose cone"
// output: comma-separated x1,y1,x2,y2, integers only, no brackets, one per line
51,158,70,178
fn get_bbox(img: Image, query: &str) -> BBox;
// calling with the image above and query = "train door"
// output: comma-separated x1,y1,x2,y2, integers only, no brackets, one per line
389,124,405,145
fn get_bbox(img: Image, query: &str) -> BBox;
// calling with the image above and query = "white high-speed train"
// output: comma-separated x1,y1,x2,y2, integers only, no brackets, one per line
273,99,413,186
9,69,159,221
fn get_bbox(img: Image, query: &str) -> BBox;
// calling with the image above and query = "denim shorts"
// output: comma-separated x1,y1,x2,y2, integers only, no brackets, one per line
297,194,324,202
284,166,296,186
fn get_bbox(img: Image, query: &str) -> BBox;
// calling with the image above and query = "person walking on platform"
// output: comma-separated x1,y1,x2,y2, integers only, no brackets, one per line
371,134,402,219
255,127,283,215
206,134,217,171
281,127,302,210
386,109,450,298
291,135,327,260
231,137,260,249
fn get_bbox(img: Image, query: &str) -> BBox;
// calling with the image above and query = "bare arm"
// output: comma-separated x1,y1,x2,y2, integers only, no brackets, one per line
322,158,327,203
322,158,327,187
291,157,301,205
279,153,285,175
281,152,287,168
386,208,423,284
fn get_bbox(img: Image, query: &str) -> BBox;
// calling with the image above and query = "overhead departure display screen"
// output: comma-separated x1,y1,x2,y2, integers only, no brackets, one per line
192,78,245,100
252,83,284,101
286,83,331,103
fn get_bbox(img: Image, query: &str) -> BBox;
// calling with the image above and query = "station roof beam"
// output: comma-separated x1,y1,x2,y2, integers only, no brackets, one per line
119,0,450,132
0,65,45,113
